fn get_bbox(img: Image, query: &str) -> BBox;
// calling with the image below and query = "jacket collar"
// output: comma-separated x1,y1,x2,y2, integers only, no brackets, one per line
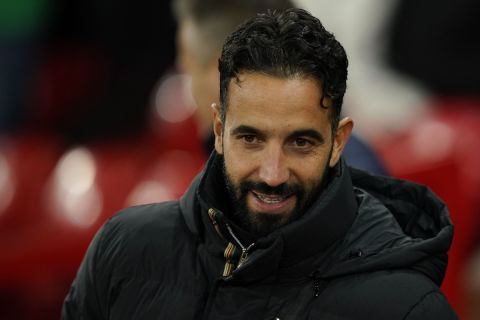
184,153,357,270
276,157,357,266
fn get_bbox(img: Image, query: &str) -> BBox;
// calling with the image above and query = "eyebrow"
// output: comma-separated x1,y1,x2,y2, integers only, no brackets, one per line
231,125,263,137
231,125,325,144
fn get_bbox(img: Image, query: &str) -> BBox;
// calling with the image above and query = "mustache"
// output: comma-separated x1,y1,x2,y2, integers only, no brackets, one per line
239,181,303,197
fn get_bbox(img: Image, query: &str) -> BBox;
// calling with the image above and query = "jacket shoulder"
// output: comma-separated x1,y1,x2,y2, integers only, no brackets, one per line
110,201,184,234
403,290,458,320
102,201,195,257
322,270,457,319
81,201,197,290
61,201,200,319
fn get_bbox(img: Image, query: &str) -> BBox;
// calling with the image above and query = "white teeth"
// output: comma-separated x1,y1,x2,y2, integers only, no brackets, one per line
255,193,285,204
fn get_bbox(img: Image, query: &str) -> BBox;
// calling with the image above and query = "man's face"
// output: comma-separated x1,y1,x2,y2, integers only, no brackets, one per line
213,72,352,236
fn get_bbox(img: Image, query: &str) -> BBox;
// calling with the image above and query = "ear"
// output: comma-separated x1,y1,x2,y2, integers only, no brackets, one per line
329,117,354,167
211,103,224,154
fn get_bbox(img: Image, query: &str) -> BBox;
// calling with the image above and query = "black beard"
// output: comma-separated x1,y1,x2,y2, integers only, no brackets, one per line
222,159,331,238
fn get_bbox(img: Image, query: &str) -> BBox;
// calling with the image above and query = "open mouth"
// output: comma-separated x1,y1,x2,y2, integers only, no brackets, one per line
249,190,295,214
252,191,290,203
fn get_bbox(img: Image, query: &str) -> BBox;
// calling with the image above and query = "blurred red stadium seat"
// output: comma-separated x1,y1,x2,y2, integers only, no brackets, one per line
0,132,63,232
0,128,206,319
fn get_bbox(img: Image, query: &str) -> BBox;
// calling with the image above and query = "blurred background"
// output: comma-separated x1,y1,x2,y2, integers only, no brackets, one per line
0,0,479,319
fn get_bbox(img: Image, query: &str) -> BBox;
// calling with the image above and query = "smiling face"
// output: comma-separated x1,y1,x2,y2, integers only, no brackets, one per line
213,72,352,237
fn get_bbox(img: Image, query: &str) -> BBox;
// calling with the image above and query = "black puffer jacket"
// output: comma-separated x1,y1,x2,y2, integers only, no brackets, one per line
62,155,458,319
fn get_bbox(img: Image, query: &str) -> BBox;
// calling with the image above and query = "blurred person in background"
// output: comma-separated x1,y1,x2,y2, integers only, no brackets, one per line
62,8,456,319
174,0,388,175
295,0,431,141
387,0,480,98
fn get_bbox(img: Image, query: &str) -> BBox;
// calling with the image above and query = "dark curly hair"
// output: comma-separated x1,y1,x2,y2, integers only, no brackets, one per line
219,8,348,132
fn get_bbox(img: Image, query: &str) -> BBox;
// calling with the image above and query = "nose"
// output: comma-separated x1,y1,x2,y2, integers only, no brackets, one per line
258,144,290,187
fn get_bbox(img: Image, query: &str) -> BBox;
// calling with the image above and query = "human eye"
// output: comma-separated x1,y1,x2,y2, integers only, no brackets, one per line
240,134,259,144
294,138,310,147
286,129,324,154
290,137,315,151
231,125,264,146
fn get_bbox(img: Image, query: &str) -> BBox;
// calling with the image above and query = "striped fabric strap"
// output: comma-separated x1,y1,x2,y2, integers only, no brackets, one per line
223,242,237,277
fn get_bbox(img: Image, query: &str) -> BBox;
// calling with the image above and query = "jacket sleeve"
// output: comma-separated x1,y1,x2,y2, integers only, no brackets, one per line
61,222,113,320
404,291,458,320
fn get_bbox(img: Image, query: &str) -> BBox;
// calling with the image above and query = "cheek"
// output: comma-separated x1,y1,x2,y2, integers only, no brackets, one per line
224,152,248,179
292,154,330,188
223,146,258,181
297,165,321,184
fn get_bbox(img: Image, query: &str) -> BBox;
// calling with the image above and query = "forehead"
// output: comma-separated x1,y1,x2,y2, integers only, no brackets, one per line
225,73,331,133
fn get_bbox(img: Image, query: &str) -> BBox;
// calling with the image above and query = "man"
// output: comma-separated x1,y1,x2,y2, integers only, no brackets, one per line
62,8,457,319
174,0,388,175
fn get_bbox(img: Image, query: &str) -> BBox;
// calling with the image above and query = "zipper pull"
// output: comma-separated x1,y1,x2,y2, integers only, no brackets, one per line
237,243,255,268
238,249,248,267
